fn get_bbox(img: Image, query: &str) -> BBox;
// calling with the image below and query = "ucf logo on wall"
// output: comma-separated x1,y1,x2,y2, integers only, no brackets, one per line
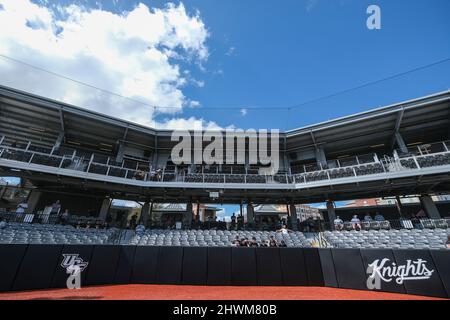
60,254,89,289
366,258,434,290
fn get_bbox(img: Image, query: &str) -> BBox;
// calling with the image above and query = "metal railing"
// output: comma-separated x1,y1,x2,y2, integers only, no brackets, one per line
323,217,450,232
1,141,450,185
0,211,107,226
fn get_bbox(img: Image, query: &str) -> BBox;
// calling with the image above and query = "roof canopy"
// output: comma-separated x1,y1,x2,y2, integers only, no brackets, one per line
1,85,449,158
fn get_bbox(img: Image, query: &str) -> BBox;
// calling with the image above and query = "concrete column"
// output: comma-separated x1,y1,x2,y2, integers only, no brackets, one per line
0,185,6,200
326,201,336,230
395,195,406,218
395,132,408,153
246,202,254,224
149,202,154,224
99,198,111,220
289,204,298,231
283,152,290,174
140,202,151,225
185,202,193,227
26,190,42,213
115,142,125,163
54,131,65,151
315,147,327,167
420,195,441,219
196,201,201,222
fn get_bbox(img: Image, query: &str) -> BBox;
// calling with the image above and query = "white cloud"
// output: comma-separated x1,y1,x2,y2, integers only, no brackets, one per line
189,100,201,108
155,116,225,131
226,46,235,56
0,0,214,129
240,108,248,116
215,208,231,222
192,79,205,87
306,0,319,12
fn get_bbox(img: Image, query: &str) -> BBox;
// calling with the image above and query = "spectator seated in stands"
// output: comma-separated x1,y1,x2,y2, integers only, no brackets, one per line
60,209,70,225
277,224,292,234
133,170,146,180
447,236,450,249
16,201,28,214
129,214,138,230
303,217,317,232
279,240,287,247
249,237,259,247
232,236,240,246
0,218,7,230
374,212,385,221
411,214,422,229
50,200,61,215
94,220,103,229
363,213,373,222
334,216,344,231
351,215,361,231
239,237,249,247
148,168,162,181
155,169,162,181
269,236,277,247
135,224,146,235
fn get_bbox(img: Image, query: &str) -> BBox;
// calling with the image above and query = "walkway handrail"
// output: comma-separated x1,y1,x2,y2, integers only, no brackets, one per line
1,143,450,185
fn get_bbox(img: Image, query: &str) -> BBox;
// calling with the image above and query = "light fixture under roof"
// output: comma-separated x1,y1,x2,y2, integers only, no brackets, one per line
407,142,423,146
29,126,45,132
99,143,113,147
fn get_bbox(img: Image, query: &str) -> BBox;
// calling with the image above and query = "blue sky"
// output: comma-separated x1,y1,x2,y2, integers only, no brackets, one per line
171,0,450,130
1,0,450,216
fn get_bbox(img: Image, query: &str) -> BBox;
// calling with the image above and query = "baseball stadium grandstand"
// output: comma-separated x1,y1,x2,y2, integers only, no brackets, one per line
1,84,450,299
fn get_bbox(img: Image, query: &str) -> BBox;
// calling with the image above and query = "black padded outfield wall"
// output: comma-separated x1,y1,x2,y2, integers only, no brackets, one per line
255,248,283,286
131,246,159,284
207,247,231,285
114,246,137,284
0,244,28,291
0,245,449,298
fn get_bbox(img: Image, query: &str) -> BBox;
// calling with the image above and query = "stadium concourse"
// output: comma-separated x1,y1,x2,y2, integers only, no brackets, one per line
0,86,450,299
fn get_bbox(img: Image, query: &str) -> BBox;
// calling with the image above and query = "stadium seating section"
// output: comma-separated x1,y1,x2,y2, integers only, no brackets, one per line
0,221,449,250
0,223,118,245
127,229,309,247
323,228,450,250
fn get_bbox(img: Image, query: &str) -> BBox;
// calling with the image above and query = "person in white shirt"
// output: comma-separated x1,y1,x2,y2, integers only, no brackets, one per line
334,216,344,231
277,225,291,234
16,201,28,214
351,215,361,231
135,224,146,236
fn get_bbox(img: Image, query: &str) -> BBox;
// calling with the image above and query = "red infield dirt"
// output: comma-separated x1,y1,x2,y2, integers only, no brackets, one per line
0,285,446,300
